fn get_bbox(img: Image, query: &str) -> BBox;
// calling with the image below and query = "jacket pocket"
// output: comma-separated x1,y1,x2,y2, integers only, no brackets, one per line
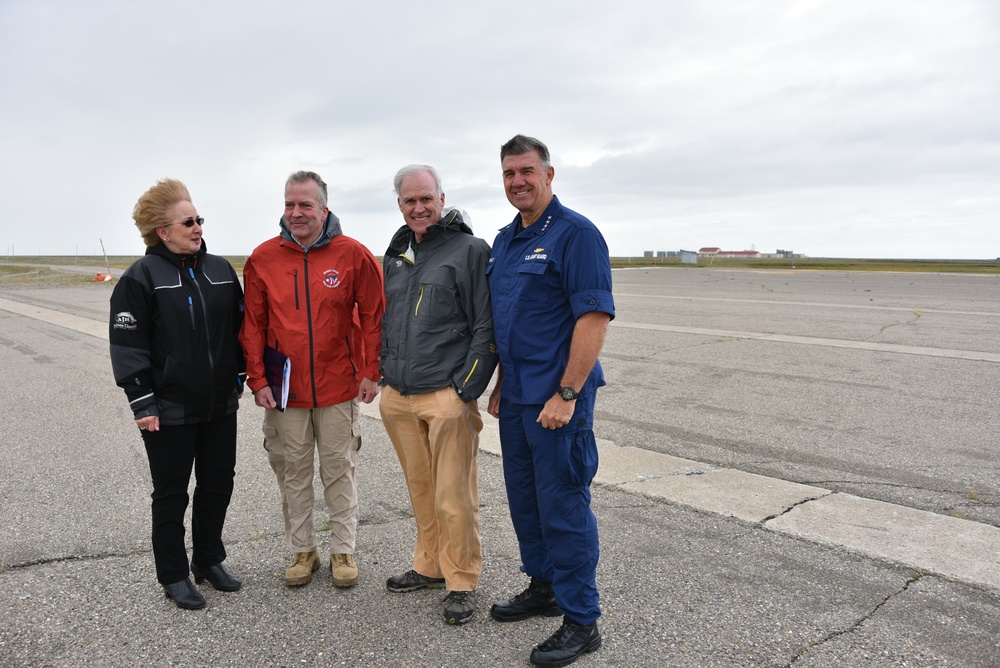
415,269,456,324
514,260,553,304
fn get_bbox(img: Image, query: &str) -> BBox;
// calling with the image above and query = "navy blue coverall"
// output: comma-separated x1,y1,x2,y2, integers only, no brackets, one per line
487,195,615,625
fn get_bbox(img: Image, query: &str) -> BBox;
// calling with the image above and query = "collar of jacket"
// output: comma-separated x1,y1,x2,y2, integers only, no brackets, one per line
147,239,207,269
503,194,563,237
386,208,472,255
277,210,344,250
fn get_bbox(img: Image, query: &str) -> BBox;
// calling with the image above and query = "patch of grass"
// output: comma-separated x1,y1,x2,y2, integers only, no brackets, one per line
610,256,1000,273
0,265,44,278
2,256,249,274
7,255,1000,275
0,265,103,288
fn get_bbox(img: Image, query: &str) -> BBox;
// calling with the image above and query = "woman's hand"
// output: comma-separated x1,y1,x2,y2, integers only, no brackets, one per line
136,416,160,432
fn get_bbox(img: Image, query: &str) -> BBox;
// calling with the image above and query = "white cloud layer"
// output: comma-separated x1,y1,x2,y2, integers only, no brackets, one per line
2,0,997,259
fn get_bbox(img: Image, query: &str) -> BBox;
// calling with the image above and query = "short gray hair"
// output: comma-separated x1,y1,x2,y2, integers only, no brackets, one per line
393,164,442,196
500,134,551,170
285,171,328,208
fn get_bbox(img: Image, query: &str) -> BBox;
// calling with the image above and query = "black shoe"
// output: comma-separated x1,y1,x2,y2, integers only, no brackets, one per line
490,577,562,622
386,569,446,593
192,562,242,592
162,578,207,610
530,617,601,668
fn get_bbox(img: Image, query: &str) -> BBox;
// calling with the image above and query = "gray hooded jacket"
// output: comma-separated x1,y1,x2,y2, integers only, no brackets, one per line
380,209,498,400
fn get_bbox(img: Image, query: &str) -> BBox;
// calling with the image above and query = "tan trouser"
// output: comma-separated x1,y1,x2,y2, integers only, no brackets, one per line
379,385,483,591
262,400,360,555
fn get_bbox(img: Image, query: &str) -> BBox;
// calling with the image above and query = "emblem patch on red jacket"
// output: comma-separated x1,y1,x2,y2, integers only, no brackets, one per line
323,269,341,288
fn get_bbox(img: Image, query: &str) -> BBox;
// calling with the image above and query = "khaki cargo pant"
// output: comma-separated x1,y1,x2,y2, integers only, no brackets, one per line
263,399,360,555
379,385,483,591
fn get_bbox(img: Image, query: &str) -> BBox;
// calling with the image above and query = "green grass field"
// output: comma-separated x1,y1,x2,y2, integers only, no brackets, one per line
3,255,999,281
611,256,1000,272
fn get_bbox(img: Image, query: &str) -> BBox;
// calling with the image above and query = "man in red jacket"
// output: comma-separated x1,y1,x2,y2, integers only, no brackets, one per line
240,171,385,588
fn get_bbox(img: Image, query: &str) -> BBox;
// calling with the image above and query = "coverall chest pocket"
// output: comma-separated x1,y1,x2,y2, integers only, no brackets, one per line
515,261,552,303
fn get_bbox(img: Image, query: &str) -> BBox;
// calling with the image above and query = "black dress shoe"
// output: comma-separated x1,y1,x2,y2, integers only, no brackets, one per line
162,578,207,610
191,562,242,592
530,617,601,667
491,577,562,622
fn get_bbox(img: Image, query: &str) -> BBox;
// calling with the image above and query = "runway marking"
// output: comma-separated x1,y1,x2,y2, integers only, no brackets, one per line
613,293,1000,318
5,294,1000,593
0,298,108,340
3,297,997,364
611,320,1000,363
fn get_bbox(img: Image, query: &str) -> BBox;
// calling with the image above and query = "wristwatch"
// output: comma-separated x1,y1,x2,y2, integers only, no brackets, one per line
558,386,580,401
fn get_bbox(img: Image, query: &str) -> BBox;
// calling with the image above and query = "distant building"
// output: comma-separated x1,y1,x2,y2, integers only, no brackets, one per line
698,247,803,259
716,250,761,258
679,250,698,264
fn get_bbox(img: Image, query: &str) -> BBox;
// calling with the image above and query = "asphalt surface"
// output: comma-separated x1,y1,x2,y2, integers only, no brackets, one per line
1,266,998,667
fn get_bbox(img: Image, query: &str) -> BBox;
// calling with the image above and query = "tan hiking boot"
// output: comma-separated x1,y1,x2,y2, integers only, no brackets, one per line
331,553,358,587
285,550,320,586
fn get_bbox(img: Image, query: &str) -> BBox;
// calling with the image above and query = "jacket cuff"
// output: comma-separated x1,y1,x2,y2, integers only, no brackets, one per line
248,378,268,394
133,406,159,420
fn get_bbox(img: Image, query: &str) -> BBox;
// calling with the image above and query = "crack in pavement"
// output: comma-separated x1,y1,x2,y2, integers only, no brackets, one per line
763,495,829,523
785,574,920,666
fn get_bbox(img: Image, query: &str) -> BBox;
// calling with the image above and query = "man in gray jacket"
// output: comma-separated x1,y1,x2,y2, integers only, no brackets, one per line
379,164,498,625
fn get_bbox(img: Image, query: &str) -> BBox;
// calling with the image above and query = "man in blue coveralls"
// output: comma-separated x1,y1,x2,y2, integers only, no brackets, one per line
486,134,615,668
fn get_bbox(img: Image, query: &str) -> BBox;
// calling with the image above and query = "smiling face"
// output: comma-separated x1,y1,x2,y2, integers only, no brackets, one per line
284,179,329,247
158,200,203,255
397,170,445,243
502,149,554,226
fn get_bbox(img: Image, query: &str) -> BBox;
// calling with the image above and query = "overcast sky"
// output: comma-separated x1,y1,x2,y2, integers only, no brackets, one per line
2,0,997,260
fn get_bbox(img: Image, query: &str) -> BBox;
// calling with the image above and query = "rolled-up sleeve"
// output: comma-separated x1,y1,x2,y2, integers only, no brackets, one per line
564,228,615,321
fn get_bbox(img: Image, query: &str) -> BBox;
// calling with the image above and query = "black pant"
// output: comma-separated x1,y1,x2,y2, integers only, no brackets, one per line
141,413,237,584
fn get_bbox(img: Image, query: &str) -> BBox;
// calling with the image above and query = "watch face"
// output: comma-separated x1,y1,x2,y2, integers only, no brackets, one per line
560,387,578,401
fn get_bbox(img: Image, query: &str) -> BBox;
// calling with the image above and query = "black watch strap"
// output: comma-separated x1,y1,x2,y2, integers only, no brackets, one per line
558,386,580,401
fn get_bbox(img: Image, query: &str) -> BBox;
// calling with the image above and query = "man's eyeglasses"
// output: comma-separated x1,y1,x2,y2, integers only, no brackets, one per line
168,217,205,228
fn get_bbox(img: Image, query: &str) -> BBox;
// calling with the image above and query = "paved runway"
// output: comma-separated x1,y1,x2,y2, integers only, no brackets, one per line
1,266,998,666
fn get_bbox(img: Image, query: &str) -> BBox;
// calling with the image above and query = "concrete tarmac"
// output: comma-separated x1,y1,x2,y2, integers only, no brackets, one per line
1,267,998,667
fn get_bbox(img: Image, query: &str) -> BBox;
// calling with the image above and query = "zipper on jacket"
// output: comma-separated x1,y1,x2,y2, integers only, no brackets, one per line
293,269,300,310
414,285,424,316
302,255,319,406
188,265,217,417
187,294,196,330
463,357,479,385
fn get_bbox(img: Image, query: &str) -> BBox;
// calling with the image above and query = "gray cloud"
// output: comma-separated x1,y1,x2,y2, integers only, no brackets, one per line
1,0,997,260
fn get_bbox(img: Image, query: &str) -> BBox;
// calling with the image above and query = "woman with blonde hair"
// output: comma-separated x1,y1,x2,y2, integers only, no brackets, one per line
110,178,246,609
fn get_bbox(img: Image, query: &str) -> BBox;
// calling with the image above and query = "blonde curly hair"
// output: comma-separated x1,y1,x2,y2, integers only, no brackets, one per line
133,179,192,248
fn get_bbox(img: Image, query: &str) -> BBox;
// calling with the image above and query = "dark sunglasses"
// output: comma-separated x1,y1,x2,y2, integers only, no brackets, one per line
169,216,205,228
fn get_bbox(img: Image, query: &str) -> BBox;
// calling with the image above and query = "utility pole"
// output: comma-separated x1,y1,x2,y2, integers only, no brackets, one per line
100,238,113,279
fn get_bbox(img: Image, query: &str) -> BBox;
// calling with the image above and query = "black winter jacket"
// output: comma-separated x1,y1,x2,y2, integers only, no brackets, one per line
109,242,245,425
380,209,497,401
